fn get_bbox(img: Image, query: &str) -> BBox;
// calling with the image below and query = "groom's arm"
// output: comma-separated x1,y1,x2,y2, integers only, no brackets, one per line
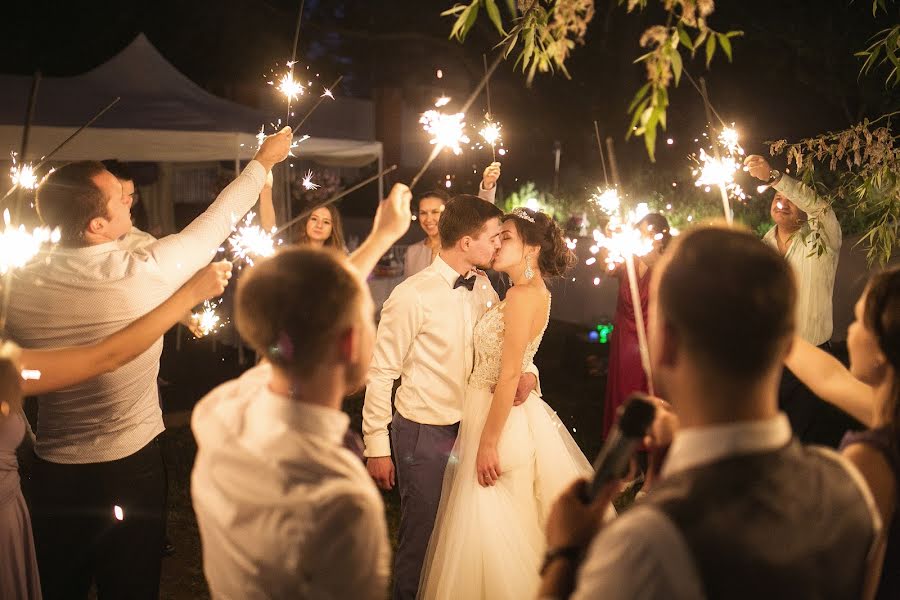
362,282,423,459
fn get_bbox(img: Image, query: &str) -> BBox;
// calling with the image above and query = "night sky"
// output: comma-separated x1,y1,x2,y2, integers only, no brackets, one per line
2,0,897,196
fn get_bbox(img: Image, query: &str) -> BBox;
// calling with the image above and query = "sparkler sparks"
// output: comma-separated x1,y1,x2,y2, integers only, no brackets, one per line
589,187,620,215
0,209,61,275
227,212,280,267
301,170,319,190
9,153,37,190
272,71,305,102
434,96,451,108
419,110,469,155
321,87,335,100
190,300,225,338
692,149,747,201
479,121,502,147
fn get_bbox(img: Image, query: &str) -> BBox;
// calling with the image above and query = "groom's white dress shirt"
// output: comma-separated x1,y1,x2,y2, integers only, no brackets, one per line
363,255,539,458
7,161,266,463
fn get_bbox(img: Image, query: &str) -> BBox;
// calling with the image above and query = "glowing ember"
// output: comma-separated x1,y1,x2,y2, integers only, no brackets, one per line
589,187,620,215
718,127,743,156
301,170,319,191
190,300,225,337
434,96,451,108
692,149,747,201
228,212,280,266
0,209,61,274
419,110,469,155
9,152,37,190
274,72,305,101
479,121,502,147
20,369,41,381
113,505,124,521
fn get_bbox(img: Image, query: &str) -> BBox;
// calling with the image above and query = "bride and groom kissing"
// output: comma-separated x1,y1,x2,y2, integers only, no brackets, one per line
362,194,593,600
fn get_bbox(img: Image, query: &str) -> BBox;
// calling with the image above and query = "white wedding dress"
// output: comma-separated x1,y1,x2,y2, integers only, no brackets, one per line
418,295,594,600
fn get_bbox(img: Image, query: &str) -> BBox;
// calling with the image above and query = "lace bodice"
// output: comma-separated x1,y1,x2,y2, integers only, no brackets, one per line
468,295,551,390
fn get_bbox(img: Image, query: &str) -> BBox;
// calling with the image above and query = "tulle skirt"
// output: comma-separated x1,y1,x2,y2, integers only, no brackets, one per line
418,384,594,600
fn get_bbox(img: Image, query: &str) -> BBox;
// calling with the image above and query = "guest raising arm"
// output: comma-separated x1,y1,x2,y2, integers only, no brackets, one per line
16,261,232,396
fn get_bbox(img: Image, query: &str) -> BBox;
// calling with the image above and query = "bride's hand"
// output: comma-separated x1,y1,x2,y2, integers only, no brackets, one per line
476,441,501,487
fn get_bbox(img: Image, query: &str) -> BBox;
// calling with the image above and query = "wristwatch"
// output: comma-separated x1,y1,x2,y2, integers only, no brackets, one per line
768,169,783,184
540,545,582,575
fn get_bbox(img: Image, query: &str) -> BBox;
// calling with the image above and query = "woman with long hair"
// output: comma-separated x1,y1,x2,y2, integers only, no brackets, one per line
294,203,347,251
784,265,900,599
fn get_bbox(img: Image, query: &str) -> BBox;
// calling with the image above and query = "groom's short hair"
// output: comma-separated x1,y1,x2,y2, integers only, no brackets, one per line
439,194,503,247
235,246,364,377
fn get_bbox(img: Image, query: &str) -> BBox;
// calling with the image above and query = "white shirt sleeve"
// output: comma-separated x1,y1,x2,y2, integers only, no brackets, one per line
478,181,497,204
145,160,267,291
773,175,842,252
363,282,423,457
307,487,391,600
570,506,705,600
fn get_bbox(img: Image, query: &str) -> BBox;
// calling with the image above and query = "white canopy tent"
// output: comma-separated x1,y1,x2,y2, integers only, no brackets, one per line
0,34,383,229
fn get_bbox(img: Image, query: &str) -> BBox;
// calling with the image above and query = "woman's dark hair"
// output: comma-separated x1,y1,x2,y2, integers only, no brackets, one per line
295,203,346,252
863,265,900,436
636,213,672,252
417,189,451,208
502,207,576,278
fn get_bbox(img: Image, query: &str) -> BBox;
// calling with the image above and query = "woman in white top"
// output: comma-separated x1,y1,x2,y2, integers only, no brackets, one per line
405,162,503,278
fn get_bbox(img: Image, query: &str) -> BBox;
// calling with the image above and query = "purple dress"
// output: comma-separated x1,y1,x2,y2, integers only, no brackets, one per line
1,413,42,599
841,426,900,600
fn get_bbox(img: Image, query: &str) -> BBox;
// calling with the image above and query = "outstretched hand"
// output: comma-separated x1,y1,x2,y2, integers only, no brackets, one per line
371,183,413,244
744,155,773,182
254,126,293,171
482,162,501,190
185,261,233,306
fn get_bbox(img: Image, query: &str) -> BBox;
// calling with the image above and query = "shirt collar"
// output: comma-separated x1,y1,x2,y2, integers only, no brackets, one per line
431,255,469,288
55,240,121,256
661,413,792,477
256,381,350,446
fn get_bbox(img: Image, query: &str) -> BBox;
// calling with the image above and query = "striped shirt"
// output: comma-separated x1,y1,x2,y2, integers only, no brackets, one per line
7,161,266,463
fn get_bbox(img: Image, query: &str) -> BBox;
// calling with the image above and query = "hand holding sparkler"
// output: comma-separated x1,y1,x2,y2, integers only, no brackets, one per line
371,183,413,243
744,154,783,192
253,126,293,171
481,162,501,190
184,260,233,306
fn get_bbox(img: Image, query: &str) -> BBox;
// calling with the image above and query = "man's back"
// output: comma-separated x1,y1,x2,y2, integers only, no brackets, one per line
8,243,175,463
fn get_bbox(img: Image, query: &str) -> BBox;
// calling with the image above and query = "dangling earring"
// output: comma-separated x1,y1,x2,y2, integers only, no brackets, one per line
524,255,534,280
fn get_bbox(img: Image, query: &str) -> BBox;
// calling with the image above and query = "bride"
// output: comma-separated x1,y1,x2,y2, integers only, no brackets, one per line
419,207,595,599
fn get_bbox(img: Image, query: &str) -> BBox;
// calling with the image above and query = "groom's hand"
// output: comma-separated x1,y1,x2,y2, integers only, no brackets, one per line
367,456,396,490
512,373,537,406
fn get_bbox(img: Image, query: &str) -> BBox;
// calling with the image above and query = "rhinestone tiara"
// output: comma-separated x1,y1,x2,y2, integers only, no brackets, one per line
511,207,536,223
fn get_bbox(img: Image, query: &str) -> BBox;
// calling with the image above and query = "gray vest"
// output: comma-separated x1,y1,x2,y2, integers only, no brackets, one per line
647,442,875,600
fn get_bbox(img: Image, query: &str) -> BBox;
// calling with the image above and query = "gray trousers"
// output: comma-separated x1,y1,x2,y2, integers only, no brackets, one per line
390,412,459,600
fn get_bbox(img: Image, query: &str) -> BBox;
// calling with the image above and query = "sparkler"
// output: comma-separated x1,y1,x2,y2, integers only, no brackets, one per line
695,78,744,224
228,212,280,267
301,170,319,190
434,96,451,108
0,209,60,275
190,300,226,338
9,152,37,190
420,110,470,155
409,52,505,190
273,69,305,103
290,75,343,132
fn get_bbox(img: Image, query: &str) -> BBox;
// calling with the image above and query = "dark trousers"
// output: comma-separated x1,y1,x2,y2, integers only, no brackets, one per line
779,343,862,448
28,437,167,600
390,412,459,600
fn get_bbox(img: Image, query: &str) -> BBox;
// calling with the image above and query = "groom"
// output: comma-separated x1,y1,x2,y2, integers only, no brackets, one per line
363,194,540,600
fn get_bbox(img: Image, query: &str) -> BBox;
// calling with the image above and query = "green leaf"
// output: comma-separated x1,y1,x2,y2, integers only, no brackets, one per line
627,82,651,113
484,0,506,35
705,33,717,67
504,0,516,16
725,30,744,39
644,109,659,162
459,1,481,41
718,33,733,62
448,4,473,40
671,48,683,85
441,4,469,16
626,98,650,139
693,29,708,52
677,24,692,49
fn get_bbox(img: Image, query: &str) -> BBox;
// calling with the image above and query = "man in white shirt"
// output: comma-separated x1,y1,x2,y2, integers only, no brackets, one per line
746,154,852,446
538,225,880,600
363,194,539,600
190,183,413,600
7,128,292,598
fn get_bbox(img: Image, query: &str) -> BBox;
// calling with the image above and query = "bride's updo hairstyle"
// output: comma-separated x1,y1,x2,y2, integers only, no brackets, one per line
502,207,576,278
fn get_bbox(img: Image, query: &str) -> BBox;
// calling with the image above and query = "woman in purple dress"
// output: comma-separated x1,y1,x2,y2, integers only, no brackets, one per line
602,214,671,439
785,265,899,599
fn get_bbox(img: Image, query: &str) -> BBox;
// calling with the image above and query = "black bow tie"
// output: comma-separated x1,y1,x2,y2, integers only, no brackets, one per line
454,274,476,291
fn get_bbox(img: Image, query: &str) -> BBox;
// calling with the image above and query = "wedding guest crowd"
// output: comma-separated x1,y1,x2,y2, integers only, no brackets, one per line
1,127,897,600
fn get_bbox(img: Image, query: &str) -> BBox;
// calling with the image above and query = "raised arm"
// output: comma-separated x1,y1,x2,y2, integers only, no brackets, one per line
773,174,842,252
19,261,232,396
477,162,501,204
147,128,291,291
476,287,539,487
258,170,277,232
348,183,412,278
784,334,875,426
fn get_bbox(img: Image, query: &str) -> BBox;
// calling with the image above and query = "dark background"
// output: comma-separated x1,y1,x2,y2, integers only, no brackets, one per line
1,0,897,203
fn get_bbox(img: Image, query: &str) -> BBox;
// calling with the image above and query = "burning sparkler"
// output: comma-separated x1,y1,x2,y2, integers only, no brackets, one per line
589,187,621,216
274,70,305,102
228,212,280,267
419,110,470,156
690,122,749,224
301,170,319,191
0,209,61,275
479,120,501,148
9,152,37,190
190,300,225,338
